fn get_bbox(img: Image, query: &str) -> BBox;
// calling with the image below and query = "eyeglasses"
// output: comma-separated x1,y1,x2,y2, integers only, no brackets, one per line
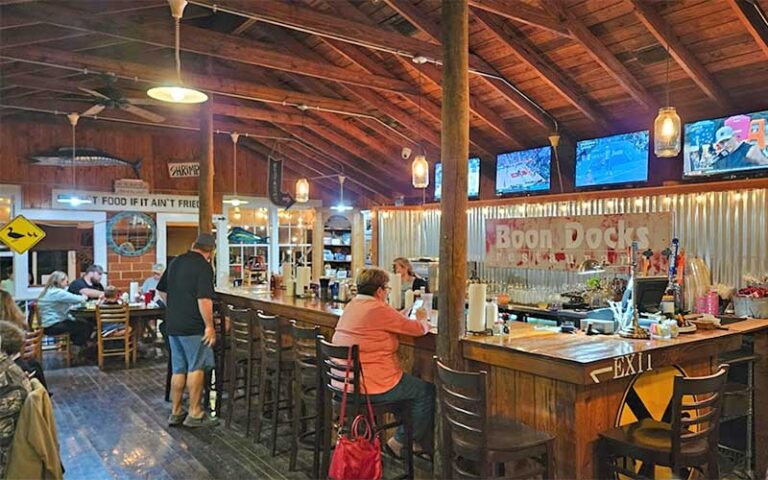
381,285,391,291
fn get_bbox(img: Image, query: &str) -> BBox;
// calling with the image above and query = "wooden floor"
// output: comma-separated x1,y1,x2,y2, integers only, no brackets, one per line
48,360,315,480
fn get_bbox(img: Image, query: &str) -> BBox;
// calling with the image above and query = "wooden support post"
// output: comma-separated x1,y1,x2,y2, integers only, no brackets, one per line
198,99,214,234
436,1,469,477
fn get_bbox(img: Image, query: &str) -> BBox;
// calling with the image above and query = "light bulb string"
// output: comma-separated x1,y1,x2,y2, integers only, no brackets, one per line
71,121,77,191
232,135,238,196
664,0,670,108
175,18,182,85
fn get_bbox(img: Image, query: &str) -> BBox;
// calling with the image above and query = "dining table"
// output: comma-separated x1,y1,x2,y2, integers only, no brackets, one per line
71,304,165,360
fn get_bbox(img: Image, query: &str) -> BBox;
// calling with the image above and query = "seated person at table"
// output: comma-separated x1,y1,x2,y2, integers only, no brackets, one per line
98,286,127,337
0,338,32,478
0,321,47,390
141,264,165,295
332,267,433,457
37,271,92,347
68,265,106,300
0,289,26,329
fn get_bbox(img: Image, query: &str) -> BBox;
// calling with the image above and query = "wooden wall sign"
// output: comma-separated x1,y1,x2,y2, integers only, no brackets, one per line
168,162,200,178
267,156,295,208
51,189,199,213
485,212,672,272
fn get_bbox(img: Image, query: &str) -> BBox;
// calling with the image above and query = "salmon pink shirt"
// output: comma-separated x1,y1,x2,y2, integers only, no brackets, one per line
332,295,429,394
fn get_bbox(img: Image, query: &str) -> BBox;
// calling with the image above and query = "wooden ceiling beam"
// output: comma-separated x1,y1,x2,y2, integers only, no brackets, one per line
726,0,768,60
467,0,572,37
542,0,657,111
6,3,416,95
0,46,371,114
629,0,734,108
213,102,321,127
472,9,610,131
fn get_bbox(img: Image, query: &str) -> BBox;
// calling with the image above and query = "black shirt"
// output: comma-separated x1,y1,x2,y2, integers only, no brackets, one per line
67,277,104,296
157,251,215,336
713,142,752,171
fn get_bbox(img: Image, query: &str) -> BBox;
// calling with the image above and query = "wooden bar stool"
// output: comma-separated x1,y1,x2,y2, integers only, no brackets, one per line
598,364,729,479
318,340,415,480
95,304,135,370
435,358,555,479
255,313,295,456
288,321,321,476
224,306,261,434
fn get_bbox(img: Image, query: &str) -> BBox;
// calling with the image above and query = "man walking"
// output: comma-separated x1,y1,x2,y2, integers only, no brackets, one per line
157,233,218,428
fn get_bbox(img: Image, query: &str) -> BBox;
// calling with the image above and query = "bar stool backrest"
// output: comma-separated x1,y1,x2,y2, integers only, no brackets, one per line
257,313,285,363
23,329,43,361
435,358,488,463
96,303,130,331
290,320,319,371
670,364,729,469
227,306,256,359
317,339,363,418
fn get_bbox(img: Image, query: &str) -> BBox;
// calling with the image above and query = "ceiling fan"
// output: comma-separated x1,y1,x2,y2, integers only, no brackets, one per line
64,75,166,123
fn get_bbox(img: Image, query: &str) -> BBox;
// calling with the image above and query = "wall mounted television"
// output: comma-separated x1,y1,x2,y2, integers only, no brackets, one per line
495,146,551,195
435,157,480,200
684,109,768,178
575,130,650,188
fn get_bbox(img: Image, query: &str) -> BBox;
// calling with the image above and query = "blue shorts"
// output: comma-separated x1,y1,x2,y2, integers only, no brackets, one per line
169,335,215,374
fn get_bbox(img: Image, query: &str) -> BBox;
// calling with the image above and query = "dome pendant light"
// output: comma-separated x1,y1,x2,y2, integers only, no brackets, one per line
223,132,248,207
654,5,681,158
57,113,93,207
295,178,309,203
147,0,208,104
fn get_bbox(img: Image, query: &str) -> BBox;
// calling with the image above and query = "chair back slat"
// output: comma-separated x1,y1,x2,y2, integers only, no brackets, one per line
290,321,319,377
23,329,43,361
435,357,488,462
227,306,257,357
257,312,286,362
670,365,729,468
316,339,366,417
96,304,130,328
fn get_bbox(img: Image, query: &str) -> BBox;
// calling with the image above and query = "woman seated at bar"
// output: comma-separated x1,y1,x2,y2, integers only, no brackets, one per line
37,271,92,347
393,257,429,296
332,267,434,458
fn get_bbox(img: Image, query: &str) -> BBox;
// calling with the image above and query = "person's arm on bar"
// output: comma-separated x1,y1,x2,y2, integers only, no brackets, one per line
380,305,430,336
198,298,215,346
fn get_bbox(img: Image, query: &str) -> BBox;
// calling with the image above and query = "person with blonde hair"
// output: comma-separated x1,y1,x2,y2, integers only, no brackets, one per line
392,257,429,299
36,271,91,347
332,267,433,458
0,290,26,329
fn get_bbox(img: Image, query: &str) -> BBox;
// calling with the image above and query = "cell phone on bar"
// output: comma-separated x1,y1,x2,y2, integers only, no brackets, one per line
408,298,425,319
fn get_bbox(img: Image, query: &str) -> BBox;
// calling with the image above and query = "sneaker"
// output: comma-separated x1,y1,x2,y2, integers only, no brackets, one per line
182,413,219,428
167,410,188,427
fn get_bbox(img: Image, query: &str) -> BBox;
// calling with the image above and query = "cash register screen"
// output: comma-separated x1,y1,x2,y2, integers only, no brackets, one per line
635,277,668,313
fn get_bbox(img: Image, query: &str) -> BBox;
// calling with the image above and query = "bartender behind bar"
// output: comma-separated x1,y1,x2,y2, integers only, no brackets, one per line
393,257,429,300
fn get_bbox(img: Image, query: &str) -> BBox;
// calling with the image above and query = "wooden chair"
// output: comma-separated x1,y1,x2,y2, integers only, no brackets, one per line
598,364,729,479
29,302,71,368
318,340,415,480
224,305,261,434
435,358,555,479
95,304,134,370
22,329,43,362
255,313,295,456
288,321,320,476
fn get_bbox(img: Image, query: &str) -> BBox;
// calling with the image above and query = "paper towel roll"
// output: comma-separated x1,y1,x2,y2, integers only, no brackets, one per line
282,262,293,281
296,266,312,297
129,282,139,302
467,284,487,332
404,289,415,311
388,272,402,309
485,300,499,331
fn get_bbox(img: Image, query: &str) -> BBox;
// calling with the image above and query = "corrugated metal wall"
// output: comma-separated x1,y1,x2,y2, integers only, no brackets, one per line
378,188,767,289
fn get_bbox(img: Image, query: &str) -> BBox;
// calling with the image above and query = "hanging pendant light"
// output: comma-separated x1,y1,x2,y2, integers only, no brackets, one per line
223,132,248,207
147,0,208,104
331,176,353,212
653,5,681,158
411,66,429,190
57,113,93,207
295,178,309,203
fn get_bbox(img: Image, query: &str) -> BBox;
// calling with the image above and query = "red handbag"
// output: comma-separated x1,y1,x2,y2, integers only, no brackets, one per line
328,347,383,480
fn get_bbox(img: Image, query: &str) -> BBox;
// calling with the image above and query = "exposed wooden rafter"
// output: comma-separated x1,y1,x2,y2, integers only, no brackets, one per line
725,0,768,60
628,0,734,108
468,0,572,37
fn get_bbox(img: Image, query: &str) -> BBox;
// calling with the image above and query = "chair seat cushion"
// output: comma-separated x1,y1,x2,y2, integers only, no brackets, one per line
600,418,708,458
486,418,553,452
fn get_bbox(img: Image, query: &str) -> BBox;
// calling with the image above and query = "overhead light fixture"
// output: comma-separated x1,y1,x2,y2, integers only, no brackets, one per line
146,0,208,104
223,132,249,207
331,175,353,212
57,113,93,207
295,178,309,203
653,6,681,158
411,154,429,188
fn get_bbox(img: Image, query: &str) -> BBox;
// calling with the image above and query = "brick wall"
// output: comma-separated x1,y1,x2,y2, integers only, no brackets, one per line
106,250,156,292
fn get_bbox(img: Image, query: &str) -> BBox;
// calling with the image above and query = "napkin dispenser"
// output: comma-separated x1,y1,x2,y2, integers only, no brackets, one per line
580,308,616,334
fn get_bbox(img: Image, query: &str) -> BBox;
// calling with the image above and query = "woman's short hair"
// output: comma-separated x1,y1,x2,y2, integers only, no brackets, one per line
0,320,25,356
356,268,390,296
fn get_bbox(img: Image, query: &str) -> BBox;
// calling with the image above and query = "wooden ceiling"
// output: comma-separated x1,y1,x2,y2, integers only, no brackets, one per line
2,0,768,204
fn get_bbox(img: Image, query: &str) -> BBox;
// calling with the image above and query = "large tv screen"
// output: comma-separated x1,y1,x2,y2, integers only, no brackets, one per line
684,110,768,178
495,146,551,195
435,157,480,200
575,130,649,187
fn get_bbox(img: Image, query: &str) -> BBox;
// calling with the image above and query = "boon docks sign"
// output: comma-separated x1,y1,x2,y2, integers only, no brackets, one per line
485,212,672,273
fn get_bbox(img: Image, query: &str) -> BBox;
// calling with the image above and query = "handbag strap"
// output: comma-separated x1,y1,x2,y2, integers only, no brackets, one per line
336,346,354,433
358,363,377,430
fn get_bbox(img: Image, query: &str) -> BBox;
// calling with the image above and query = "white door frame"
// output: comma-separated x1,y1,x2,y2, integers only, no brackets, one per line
156,212,198,268
15,208,107,300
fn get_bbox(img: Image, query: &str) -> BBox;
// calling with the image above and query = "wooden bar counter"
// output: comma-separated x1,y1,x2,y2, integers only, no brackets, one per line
216,287,768,478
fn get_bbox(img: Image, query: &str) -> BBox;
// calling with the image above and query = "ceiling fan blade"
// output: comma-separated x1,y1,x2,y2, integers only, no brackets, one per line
81,104,106,117
78,87,110,100
125,97,163,106
122,104,165,123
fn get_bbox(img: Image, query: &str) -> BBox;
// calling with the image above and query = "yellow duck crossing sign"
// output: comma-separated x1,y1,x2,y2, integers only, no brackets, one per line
0,215,46,254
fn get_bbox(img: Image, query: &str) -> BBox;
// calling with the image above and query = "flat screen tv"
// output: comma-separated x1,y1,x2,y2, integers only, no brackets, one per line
495,146,551,195
435,157,480,200
575,130,649,188
684,109,768,178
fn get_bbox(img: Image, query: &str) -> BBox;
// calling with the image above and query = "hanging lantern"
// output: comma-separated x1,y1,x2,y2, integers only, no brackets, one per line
411,154,429,188
654,107,681,157
295,178,309,203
